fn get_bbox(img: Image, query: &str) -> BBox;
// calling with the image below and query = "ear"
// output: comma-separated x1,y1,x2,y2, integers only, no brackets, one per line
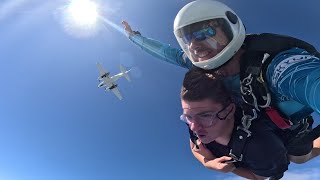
230,103,236,113
227,103,236,118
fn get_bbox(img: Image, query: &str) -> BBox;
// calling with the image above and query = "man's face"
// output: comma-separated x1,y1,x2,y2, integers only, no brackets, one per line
187,21,229,62
181,98,234,144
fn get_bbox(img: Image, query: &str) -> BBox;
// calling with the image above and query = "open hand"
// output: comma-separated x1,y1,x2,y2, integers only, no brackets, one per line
121,20,134,35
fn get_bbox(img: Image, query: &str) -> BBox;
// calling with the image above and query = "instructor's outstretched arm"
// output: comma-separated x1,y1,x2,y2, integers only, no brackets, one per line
122,20,192,69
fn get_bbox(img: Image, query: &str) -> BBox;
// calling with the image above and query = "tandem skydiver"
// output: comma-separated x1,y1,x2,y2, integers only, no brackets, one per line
122,0,320,178
180,67,320,179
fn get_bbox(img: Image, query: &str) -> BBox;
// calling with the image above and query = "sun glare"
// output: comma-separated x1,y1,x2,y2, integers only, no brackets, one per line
57,0,102,38
58,0,123,38
67,0,98,27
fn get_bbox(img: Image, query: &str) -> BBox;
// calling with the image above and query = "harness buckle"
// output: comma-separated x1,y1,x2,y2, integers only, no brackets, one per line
241,109,257,129
240,73,260,110
229,150,243,162
237,126,252,137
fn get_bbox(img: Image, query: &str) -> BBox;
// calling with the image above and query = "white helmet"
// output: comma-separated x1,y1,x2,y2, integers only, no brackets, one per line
174,0,245,70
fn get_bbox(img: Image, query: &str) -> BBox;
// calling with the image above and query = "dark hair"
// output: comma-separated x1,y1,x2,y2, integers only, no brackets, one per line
181,67,232,106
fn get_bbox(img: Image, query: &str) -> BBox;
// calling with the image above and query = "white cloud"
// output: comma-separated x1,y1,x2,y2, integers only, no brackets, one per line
215,166,320,180
282,168,320,180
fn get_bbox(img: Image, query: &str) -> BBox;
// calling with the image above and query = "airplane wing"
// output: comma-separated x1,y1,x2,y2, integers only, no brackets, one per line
97,63,109,77
110,86,123,100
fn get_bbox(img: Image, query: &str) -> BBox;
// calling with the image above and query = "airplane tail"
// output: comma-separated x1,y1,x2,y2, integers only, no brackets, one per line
120,64,131,82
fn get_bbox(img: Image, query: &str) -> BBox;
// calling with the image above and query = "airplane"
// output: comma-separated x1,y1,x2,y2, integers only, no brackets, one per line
96,63,131,100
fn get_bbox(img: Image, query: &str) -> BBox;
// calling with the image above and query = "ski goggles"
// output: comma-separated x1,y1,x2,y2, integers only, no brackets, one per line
180,111,219,127
182,26,216,44
180,104,233,128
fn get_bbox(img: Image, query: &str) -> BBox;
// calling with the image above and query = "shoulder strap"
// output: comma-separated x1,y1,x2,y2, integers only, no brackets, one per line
244,33,319,57
188,127,199,148
229,106,257,162
229,127,250,162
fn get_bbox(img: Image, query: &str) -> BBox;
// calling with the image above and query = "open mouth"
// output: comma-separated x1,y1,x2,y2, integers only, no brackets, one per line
195,51,210,58
198,134,206,138
196,132,207,139
192,49,217,62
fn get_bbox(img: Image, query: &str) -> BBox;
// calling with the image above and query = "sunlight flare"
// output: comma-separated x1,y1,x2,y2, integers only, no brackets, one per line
57,0,102,38
67,0,98,27
56,0,125,38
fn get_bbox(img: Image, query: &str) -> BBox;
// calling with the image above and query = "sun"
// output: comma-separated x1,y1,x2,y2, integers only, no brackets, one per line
58,0,102,38
67,0,98,27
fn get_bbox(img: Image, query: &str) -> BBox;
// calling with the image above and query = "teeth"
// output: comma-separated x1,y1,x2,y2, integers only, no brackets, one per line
195,51,209,58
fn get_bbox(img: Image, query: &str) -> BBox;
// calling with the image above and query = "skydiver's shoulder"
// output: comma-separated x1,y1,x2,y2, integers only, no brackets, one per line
241,120,289,176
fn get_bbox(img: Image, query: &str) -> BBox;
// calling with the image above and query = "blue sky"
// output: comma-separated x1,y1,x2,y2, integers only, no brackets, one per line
0,0,319,180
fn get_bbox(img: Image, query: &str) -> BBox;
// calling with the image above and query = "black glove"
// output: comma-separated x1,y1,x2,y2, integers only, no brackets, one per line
286,124,320,156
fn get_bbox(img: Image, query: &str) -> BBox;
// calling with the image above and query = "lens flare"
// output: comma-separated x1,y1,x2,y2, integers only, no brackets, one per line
57,0,127,39
67,0,98,27
57,0,101,38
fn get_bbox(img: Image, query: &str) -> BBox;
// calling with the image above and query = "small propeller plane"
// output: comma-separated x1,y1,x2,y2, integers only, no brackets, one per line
96,63,131,100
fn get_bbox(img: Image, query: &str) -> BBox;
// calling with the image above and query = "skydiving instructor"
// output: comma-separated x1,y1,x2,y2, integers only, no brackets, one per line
122,0,320,178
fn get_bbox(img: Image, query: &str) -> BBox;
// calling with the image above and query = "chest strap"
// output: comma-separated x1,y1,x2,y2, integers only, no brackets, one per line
229,109,257,162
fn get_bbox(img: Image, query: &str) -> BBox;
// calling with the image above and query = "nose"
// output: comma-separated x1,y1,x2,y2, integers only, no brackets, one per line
188,38,202,51
189,121,202,132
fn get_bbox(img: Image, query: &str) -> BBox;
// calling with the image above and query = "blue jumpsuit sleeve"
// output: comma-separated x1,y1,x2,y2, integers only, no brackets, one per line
128,34,193,69
266,48,320,114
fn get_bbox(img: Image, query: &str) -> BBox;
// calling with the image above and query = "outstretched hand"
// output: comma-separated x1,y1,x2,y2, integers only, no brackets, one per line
121,20,134,35
191,140,236,173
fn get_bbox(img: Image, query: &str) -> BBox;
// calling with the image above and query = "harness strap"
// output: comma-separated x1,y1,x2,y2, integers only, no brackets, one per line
265,107,292,129
189,127,199,149
229,127,250,161
229,108,257,162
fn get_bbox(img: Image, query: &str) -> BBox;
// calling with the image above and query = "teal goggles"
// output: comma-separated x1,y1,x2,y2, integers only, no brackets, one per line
183,26,216,44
